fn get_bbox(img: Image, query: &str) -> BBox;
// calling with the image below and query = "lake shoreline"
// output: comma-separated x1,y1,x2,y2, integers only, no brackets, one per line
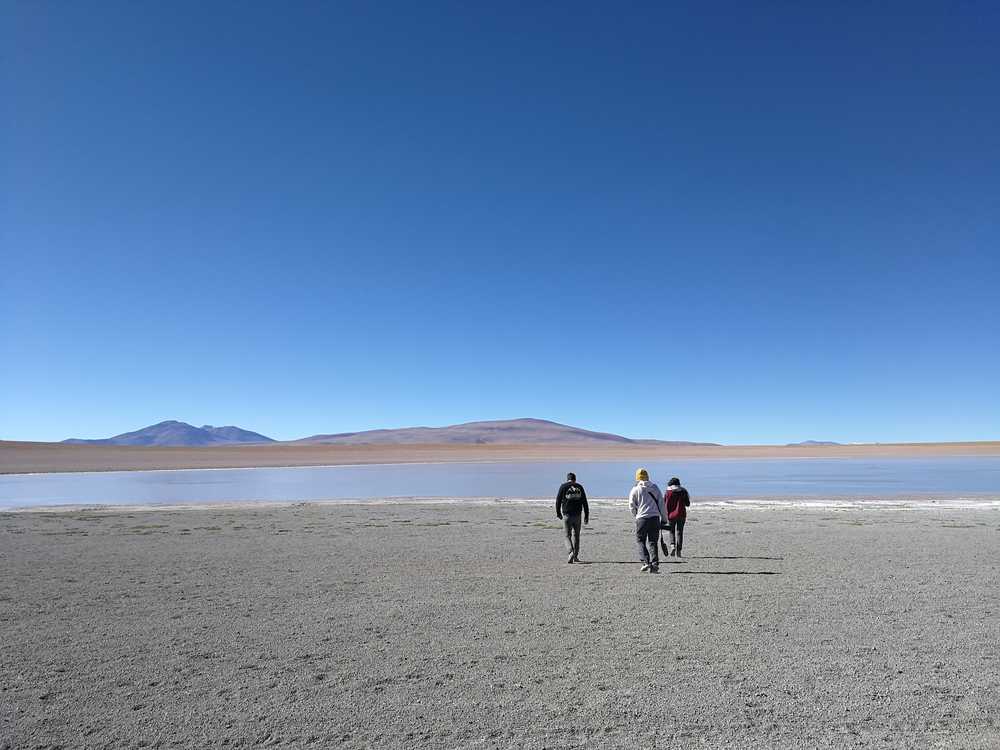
5,493,1000,514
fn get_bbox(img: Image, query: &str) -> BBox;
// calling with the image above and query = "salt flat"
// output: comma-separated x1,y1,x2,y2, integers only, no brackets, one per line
2,502,998,749
4,439,1000,475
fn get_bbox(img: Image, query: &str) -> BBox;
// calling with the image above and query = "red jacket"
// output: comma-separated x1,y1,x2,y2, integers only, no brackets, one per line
665,486,690,521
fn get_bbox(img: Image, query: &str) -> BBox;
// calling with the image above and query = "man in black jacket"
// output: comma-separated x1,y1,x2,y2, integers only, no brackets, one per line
556,472,589,563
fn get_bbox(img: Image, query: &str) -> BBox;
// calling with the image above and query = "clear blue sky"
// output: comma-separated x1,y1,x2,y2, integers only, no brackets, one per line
3,1,998,444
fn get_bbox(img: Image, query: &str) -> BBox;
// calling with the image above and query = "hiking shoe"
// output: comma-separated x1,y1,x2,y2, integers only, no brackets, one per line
640,563,651,572
650,566,660,574
567,553,575,564
668,544,676,557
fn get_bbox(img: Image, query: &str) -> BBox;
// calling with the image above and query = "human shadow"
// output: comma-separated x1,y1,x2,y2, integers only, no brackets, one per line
575,560,686,566
575,560,644,565
689,556,785,561
670,570,780,576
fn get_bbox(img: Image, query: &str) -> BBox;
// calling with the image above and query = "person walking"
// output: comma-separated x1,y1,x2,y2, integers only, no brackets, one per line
555,472,589,563
628,468,664,573
663,477,691,557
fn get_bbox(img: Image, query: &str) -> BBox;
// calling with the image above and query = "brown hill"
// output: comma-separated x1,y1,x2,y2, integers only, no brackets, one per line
293,418,715,446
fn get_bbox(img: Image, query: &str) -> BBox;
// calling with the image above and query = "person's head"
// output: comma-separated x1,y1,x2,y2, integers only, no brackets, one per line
635,468,649,482
669,477,680,487
566,472,576,482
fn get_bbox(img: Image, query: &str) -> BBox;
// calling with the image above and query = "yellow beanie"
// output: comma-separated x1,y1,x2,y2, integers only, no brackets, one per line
635,468,649,482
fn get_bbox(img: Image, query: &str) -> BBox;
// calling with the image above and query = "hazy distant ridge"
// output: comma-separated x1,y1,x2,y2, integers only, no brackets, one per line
294,418,716,446
62,418,716,447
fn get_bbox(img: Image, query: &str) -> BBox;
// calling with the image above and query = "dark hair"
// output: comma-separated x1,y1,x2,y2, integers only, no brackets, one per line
566,472,576,482
669,477,680,486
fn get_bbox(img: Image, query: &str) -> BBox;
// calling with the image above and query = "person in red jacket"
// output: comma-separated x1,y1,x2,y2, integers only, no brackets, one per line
663,477,690,557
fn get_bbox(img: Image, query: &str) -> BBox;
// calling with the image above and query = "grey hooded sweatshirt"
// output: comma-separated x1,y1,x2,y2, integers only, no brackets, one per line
629,480,665,521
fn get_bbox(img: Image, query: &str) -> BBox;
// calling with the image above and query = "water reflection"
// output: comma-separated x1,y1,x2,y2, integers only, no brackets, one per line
2,456,1000,509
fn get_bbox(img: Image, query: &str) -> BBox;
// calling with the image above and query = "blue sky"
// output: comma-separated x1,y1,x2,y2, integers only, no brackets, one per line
3,1,998,444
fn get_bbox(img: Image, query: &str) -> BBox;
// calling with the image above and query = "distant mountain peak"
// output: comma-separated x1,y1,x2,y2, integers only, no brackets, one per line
63,420,275,447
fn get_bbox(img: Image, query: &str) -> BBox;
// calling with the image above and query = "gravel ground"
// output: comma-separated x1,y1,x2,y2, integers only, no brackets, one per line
2,501,998,749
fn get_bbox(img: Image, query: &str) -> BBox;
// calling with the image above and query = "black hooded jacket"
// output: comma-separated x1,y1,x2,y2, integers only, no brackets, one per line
556,481,589,520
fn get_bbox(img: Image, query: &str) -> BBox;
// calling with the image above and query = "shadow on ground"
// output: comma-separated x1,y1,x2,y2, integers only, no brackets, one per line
670,570,780,576
575,560,686,565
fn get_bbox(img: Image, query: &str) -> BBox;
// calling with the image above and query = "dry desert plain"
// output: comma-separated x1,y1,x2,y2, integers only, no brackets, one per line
2,439,1000,474
2,499,999,749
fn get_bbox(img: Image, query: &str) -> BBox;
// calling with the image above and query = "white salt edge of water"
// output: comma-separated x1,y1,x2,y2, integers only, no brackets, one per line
4,495,1000,513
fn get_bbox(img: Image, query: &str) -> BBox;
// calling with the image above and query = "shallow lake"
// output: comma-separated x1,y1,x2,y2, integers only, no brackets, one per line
2,456,1000,510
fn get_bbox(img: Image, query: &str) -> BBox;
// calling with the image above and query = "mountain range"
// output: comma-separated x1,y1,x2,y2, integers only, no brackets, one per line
63,421,276,447
62,418,717,447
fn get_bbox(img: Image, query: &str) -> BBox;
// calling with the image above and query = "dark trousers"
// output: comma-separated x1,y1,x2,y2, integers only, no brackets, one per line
635,516,660,566
563,513,582,557
666,517,685,554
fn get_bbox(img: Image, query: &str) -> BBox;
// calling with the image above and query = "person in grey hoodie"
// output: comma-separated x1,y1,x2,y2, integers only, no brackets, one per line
628,468,665,573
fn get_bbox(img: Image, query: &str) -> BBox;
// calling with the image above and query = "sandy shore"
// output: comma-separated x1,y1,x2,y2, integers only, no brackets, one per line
2,501,999,749
3,439,1000,474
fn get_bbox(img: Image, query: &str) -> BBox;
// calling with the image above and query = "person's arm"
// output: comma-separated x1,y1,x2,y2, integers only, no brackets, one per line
581,486,589,524
655,487,666,521
555,484,564,519
684,488,691,507
628,487,637,517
